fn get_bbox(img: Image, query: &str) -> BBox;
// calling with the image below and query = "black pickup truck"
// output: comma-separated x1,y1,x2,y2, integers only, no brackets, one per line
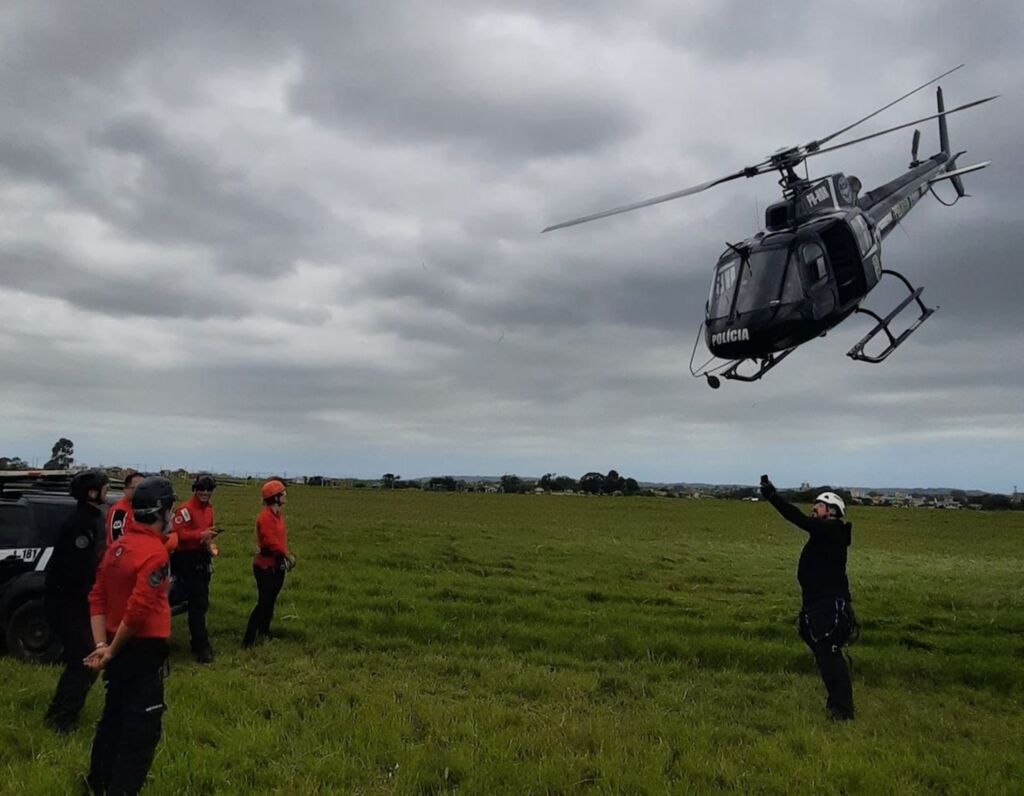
0,472,185,663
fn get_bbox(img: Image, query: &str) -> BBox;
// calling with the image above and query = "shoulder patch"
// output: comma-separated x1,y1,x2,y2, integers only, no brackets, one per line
148,563,170,588
177,507,191,524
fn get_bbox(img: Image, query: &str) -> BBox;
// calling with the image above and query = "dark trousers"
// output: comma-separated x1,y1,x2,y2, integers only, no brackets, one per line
45,599,97,728
243,565,285,646
799,597,858,719
88,639,168,796
171,550,211,653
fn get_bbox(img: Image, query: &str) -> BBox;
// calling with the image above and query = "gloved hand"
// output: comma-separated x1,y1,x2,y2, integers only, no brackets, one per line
281,553,296,572
759,474,777,499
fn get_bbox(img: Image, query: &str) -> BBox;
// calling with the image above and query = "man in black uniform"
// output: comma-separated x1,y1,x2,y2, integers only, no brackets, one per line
43,469,110,733
760,475,859,721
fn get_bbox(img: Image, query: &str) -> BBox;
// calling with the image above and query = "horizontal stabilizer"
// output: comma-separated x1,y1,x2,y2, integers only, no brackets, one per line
929,161,991,184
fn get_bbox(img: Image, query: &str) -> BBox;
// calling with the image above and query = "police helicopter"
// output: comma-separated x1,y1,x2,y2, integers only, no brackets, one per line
543,66,996,388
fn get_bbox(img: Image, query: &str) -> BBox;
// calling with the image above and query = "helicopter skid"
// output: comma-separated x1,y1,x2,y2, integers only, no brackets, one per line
847,269,935,363
720,348,797,383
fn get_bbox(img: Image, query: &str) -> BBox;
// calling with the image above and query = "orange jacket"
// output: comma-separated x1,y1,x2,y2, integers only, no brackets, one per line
254,506,288,570
172,495,215,553
105,497,134,549
89,521,171,640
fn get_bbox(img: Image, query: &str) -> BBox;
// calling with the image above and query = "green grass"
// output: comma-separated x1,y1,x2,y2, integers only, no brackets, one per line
2,487,1023,794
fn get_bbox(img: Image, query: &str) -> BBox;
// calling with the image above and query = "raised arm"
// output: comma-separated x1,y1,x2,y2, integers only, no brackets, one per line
760,475,827,535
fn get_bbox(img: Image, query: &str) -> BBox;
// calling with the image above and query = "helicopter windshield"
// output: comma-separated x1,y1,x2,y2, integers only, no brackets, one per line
709,243,802,320
735,246,800,314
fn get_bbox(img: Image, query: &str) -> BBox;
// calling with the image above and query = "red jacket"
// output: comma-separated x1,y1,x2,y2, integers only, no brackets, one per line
172,495,215,553
254,507,288,570
89,521,171,640
105,497,134,550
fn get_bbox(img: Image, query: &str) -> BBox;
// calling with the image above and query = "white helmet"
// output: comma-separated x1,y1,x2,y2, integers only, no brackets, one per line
815,492,846,516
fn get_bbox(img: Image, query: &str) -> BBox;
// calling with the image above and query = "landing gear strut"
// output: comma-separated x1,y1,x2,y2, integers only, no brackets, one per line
718,348,797,384
847,269,936,363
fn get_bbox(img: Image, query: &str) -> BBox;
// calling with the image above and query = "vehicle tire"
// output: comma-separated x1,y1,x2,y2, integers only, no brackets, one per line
5,599,62,664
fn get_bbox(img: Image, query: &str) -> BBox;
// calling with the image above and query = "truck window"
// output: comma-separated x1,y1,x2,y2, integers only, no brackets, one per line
0,504,31,547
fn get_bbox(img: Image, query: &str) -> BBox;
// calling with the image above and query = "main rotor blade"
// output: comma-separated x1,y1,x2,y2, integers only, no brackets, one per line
542,167,760,233
807,64,964,150
805,95,998,159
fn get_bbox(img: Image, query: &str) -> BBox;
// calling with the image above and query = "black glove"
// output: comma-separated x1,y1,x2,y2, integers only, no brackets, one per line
759,474,777,499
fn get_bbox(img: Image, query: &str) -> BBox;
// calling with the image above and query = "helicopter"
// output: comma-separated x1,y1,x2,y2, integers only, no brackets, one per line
543,66,996,388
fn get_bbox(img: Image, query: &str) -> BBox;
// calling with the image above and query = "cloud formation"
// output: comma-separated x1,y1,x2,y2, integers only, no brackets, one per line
1,0,1022,490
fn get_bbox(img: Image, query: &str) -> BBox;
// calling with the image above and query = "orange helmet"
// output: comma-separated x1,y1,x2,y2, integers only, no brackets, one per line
261,479,286,500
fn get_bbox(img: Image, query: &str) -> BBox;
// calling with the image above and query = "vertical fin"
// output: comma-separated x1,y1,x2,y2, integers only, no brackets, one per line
937,87,965,196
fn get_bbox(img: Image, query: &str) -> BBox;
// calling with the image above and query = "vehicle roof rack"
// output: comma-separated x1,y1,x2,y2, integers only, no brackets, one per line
0,470,74,498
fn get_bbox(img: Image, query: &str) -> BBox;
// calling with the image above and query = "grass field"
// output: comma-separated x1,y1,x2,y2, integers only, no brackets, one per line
2,486,1023,795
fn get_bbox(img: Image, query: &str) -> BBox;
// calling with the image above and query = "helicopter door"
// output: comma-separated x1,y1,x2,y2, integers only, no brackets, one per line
799,241,836,320
819,221,867,306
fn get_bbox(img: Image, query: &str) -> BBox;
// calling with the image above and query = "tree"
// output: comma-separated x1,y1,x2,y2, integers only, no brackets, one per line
0,456,29,470
623,477,640,495
382,473,400,489
603,470,625,494
44,438,74,470
540,473,578,492
500,474,523,494
980,493,1013,511
579,472,604,494
553,475,577,492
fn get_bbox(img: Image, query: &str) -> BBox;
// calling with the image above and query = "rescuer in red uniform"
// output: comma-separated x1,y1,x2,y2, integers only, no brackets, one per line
84,476,175,795
105,471,143,549
170,473,218,662
242,479,294,647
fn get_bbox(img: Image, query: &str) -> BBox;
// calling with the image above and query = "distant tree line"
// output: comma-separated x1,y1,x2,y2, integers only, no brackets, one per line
1,438,75,471
363,473,1022,509
368,470,645,496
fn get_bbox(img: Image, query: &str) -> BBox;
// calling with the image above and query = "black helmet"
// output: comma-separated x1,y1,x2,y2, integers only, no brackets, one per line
69,469,110,502
132,476,177,522
192,473,217,492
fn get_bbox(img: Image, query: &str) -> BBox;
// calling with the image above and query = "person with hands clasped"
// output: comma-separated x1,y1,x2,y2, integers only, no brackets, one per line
242,479,294,648
170,473,219,663
84,476,175,795
760,474,859,721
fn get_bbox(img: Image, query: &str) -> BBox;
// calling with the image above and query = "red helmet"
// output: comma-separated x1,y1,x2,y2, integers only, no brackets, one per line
261,479,286,500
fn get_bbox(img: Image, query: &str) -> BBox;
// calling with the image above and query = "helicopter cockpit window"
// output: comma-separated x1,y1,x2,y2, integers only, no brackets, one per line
709,254,739,319
734,247,794,314
801,242,828,283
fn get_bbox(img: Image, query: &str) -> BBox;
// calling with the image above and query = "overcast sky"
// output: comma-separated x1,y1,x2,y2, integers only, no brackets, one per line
1,1,1021,490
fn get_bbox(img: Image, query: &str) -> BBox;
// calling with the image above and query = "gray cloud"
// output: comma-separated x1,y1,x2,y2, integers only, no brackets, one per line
0,243,247,321
0,0,1021,489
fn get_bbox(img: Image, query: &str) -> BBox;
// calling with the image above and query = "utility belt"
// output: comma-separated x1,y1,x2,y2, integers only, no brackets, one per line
172,548,212,575
798,597,860,649
258,548,292,572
